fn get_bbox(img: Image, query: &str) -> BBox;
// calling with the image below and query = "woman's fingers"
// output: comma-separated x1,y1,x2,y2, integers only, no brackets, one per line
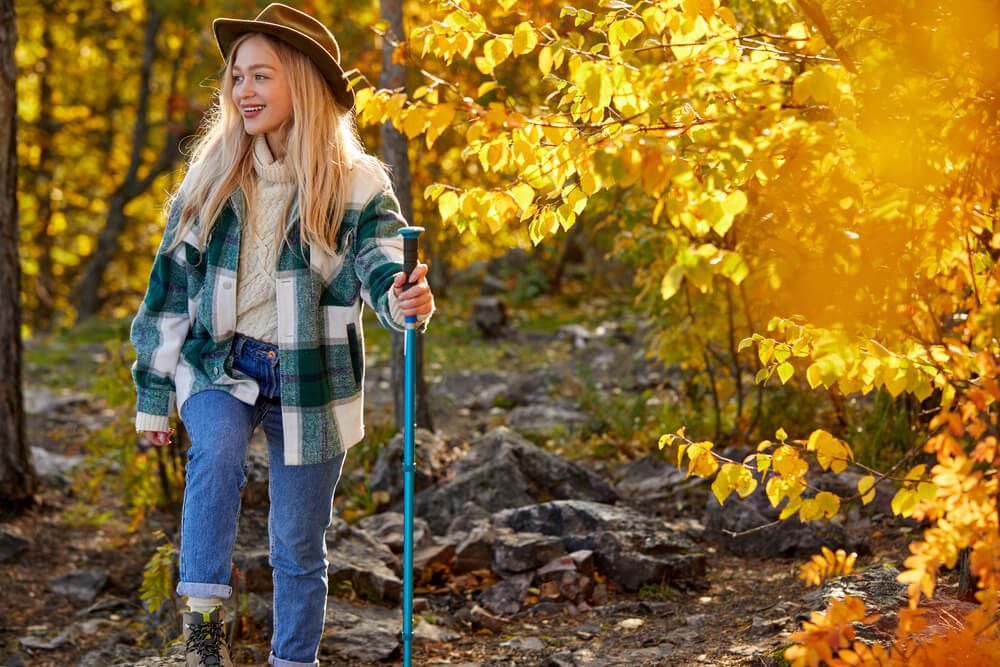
144,429,173,447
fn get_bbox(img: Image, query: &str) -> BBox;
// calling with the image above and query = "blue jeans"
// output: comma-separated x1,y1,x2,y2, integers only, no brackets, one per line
177,334,346,667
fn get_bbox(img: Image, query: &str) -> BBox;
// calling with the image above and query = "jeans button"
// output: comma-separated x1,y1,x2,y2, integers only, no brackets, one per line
267,351,276,359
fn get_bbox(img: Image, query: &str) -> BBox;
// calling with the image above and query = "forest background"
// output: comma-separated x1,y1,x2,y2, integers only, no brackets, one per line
4,0,1000,663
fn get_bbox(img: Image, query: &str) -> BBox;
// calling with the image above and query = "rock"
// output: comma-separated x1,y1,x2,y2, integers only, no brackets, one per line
327,524,403,602
704,486,855,558
49,568,108,604
496,501,706,592
473,297,509,338
3,654,26,667
246,592,273,630
479,274,507,296
357,512,433,554
436,370,511,410
537,554,578,581
241,448,269,509
31,446,83,485
507,403,588,441
18,627,74,650
413,543,455,571
232,548,272,592
0,529,30,563
321,598,399,662
454,523,496,574
801,566,909,638
504,368,557,406
414,620,460,643
446,504,491,540
502,636,546,650
416,428,617,535
466,603,506,632
23,387,89,414
614,455,685,499
369,429,449,508
546,653,575,667
493,532,566,575
478,573,532,616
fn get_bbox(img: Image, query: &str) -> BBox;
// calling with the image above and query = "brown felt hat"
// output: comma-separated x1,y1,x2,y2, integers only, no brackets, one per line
213,3,354,110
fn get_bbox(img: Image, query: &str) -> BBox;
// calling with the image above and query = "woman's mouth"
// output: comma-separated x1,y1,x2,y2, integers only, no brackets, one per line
242,105,265,118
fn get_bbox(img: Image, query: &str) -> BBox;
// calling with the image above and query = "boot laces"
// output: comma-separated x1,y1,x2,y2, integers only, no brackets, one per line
186,617,226,666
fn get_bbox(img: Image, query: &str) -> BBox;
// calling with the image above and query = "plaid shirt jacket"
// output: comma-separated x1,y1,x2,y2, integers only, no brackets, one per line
130,162,416,465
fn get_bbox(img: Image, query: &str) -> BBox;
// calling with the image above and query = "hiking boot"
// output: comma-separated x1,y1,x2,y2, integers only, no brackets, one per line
182,608,234,667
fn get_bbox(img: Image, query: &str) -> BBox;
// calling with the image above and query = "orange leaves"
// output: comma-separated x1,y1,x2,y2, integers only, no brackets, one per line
800,547,858,587
785,595,881,667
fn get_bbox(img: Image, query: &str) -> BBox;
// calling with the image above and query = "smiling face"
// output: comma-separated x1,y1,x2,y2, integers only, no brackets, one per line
230,34,293,153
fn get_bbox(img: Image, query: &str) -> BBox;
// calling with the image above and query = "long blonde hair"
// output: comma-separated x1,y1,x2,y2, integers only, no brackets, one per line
168,32,383,256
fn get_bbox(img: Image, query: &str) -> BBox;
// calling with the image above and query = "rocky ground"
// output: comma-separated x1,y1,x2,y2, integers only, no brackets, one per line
0,321,938,666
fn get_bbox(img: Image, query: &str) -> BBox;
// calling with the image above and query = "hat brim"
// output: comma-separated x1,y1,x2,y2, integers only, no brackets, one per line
213,18,355,111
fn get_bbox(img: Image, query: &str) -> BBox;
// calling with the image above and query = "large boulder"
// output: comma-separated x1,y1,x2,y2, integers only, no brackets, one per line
506,403,588,441
326,516,402,603
494,500,706,592
369,428,451,508
415,428,618,534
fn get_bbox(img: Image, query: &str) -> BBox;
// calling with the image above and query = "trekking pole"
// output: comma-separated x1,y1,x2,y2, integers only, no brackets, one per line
399,225,423,667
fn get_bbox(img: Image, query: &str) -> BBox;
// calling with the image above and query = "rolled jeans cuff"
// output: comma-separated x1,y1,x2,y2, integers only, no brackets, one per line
269,652,319,667
176,581,232,600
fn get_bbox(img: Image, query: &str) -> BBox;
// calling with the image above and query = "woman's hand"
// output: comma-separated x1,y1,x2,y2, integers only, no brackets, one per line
143,428,173,447
392,262,435,318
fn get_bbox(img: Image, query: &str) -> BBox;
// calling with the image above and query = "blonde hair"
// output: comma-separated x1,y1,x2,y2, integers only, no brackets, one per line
168,32,384,257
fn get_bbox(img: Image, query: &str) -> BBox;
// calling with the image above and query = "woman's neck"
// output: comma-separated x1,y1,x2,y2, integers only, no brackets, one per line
265,128,288,161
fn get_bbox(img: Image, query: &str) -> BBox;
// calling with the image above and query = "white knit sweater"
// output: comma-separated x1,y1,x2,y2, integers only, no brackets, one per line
235,135,295,343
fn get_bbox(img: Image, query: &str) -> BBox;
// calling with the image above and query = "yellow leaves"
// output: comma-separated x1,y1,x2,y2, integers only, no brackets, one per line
425,104,456,148
437,190,460,222
641,7,669,36
512,22,538,56
573,62,613,111
660,265,685,300
858,475,876,505
477,36,513,74
508,183,534,213
608,18,644,52
890,464,937,518
806,429,853,473
710,462,758,506
799,492,840,521
800,547,858,587
676,440,718,479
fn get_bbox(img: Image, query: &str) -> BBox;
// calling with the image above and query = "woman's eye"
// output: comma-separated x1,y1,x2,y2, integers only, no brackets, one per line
233,75,243,83
255,75,266,80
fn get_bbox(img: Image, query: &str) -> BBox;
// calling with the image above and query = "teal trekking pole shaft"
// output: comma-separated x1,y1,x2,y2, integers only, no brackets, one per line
399,226,423,667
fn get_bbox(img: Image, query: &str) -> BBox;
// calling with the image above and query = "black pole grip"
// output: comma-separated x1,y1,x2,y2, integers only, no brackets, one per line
400,226,424,287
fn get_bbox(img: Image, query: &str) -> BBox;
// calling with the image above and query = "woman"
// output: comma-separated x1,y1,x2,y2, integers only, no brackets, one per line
129,4,434,666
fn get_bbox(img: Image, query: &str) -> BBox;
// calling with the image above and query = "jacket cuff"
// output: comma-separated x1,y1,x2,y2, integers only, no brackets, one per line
136,411,171,434
388,289,432,330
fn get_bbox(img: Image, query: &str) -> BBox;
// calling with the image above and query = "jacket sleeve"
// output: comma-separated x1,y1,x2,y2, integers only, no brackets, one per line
353,186,432,332
129,196,194,433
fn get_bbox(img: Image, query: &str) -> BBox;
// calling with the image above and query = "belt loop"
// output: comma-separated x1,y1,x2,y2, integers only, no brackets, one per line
234,333,245,358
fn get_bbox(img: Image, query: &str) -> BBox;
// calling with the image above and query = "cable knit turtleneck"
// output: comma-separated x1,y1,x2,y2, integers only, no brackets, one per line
235,135,296,343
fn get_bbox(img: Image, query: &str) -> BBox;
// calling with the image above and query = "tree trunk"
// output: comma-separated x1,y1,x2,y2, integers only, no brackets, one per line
0,0,37,509
380,0,432,431
74,5,182,322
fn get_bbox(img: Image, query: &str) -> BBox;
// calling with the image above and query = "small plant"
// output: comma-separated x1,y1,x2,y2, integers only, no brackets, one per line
140,530,177,615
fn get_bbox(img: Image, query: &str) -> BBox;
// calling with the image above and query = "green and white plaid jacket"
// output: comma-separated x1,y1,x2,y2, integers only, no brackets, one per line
130,161,417,465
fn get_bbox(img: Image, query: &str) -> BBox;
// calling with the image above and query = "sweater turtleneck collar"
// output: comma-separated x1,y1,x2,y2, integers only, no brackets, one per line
252,135,294,184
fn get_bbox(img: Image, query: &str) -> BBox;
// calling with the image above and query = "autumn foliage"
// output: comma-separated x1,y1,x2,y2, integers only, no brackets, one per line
352,0,1000,661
